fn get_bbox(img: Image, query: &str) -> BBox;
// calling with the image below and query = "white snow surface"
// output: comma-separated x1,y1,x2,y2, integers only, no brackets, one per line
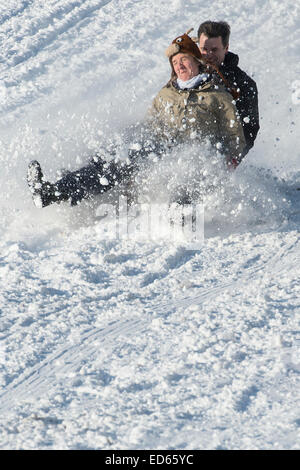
0,0,300,450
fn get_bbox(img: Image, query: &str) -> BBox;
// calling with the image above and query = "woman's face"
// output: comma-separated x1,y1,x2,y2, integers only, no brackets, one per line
171,53,199,81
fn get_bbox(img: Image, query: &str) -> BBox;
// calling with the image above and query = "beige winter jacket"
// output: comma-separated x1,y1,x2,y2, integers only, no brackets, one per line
147,77,246,162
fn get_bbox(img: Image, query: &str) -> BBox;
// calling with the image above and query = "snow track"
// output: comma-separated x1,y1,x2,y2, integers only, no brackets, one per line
0,316,145,413
1,233,299,419
0,0,114,117
0,276,245,413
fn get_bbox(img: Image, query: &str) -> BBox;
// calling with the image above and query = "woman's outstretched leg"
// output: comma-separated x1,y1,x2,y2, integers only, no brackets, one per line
27,158,135,208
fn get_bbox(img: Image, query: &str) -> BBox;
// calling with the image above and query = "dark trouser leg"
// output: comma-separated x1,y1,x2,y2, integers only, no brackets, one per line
55,159,136,206
28,134,163,208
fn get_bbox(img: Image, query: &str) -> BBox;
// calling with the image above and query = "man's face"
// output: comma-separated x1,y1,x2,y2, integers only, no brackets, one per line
171,53,199,81
198,34,228,66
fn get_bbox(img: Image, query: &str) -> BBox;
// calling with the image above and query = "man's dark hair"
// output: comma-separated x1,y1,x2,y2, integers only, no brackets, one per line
197,21,231,47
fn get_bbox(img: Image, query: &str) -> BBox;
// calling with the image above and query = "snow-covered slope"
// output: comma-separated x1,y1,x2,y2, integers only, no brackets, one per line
0,0,299,449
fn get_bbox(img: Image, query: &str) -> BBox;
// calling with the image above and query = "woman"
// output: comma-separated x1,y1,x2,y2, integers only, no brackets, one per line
148,31,246,164
27,31,246,208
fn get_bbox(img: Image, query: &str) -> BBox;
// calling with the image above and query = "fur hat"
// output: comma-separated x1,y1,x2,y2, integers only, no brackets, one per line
165,29,240,99
165,29,202,63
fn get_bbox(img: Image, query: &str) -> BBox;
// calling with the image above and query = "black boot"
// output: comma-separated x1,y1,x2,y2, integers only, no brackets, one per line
27,160,68,208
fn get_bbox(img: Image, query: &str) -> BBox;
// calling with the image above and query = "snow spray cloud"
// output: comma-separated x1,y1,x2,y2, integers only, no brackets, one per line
135,140,229,206
92,140,231,247
84,138,295,243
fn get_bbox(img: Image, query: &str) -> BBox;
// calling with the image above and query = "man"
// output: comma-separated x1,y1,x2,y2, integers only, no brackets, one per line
197,20,259,154
27,31,245,209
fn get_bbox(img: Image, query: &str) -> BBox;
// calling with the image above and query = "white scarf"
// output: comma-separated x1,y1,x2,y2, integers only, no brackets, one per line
176,73,210,90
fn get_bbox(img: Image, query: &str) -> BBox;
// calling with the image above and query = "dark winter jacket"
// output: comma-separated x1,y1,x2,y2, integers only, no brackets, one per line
220,52,259,154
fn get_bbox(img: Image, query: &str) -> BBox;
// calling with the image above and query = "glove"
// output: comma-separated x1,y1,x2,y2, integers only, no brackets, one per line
226,157,240,170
